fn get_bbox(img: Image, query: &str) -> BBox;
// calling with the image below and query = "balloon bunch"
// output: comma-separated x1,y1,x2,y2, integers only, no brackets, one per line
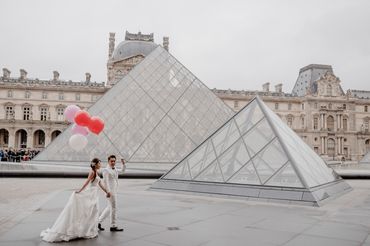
64,105,105,151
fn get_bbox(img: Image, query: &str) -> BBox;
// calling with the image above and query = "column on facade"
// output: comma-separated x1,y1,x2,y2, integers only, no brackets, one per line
8,129,15,149
320,137,325,154
27,130,34,149
45,131,52,147
324,114,327,130
336,137,340,154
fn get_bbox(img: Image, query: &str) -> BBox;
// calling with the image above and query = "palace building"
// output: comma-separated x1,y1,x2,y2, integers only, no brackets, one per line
0,31,369,161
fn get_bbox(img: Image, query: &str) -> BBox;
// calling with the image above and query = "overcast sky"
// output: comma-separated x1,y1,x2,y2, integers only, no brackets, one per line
1,0,369,92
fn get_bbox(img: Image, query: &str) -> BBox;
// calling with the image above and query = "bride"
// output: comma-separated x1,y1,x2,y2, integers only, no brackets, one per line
41,158,111,242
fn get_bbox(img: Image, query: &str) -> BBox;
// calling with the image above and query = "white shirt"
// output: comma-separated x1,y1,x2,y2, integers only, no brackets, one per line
101,164,126,193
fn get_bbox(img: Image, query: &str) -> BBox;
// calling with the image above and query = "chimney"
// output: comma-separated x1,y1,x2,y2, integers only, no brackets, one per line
108,32,115,59
163,36,169,51
85,72,91,82
2,68,10,78
20,69,27,80
275,83,283,93
262,82,270,92
53,71,60,80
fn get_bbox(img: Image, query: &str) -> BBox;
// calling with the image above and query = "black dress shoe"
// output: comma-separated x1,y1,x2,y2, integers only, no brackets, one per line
98,223,105,231
110,227,124,232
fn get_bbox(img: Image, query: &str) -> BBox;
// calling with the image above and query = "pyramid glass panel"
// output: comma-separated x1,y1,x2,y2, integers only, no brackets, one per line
212,120,241,156
259,101,337,187
188,141,217,178
194,160,224,182
218,139,250,181
251,139,289,184
235,100,264,135
265,162,303,188
153,97,350,206
164,160,191,180
34,46,233,167
227,160,261,185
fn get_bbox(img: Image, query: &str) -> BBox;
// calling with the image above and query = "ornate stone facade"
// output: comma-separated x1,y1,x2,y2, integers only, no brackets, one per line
213,65,370,161
0,69,106,150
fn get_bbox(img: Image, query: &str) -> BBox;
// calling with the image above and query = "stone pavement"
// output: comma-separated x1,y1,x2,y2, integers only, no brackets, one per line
0,178,370,246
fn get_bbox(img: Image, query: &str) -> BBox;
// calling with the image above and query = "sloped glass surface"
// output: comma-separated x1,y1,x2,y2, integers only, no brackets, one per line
228,160,261,185
235,100,264,135
164,160,191,180
212,120,240,156
35,46,233,166
160,96,341,197
242,118,275,156
218,139,250,181
265,161,303,188
260,101,337,187
252,139,288,184
188,141,217,179
194,160,224,182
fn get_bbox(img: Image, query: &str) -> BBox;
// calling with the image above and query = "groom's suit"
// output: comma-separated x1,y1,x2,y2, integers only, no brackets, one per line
98,163,126,227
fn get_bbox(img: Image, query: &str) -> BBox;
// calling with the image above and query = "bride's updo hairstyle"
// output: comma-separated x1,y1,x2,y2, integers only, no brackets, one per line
90,158,100,181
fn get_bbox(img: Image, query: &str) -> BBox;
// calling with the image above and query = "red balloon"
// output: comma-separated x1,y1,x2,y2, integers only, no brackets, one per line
88,116,105,135
74,110,91,127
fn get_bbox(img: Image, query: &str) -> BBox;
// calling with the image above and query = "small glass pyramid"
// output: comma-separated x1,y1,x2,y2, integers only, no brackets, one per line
151,97,352,206
33,46,234,168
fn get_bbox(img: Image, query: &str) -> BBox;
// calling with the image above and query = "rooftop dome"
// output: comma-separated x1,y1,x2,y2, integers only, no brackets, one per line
111,40,158,61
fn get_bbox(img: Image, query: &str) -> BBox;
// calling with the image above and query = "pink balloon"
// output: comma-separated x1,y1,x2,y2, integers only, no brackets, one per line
71,124,89,136
64,105,81,123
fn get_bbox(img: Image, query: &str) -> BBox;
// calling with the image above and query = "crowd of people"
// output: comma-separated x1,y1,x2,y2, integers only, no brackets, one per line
0,148,40,162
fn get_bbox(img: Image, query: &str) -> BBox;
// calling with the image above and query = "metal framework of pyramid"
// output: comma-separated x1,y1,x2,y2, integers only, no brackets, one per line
33,46,233,169
151,97,351,206
360,152,370,164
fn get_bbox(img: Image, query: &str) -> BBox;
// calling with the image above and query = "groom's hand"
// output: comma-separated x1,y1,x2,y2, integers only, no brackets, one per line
121,158,125,165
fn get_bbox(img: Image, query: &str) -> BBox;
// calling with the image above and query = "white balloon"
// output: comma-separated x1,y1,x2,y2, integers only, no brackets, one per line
69,134,88,151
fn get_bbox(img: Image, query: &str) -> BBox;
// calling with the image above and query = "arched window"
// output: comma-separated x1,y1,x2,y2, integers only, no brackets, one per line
0,129,9,147
327,138,335,157
327,84,332,96
33,130,45,148
366,139,370,153
327,115,334,131
15,129,27,148
51,130,61,141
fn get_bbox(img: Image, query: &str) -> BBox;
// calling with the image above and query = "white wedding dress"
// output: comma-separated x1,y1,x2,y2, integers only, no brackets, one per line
40,176,101,242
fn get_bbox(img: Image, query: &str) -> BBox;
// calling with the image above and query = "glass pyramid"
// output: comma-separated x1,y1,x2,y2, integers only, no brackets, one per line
360,152,370,164
152,97,352,206
33,46,234,169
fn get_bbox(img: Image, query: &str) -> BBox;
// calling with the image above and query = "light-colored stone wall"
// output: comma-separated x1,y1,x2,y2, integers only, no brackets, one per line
0,72,107,150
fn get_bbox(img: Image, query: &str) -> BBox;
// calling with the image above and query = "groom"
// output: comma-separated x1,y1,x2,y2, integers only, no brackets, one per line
98,154,126,232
